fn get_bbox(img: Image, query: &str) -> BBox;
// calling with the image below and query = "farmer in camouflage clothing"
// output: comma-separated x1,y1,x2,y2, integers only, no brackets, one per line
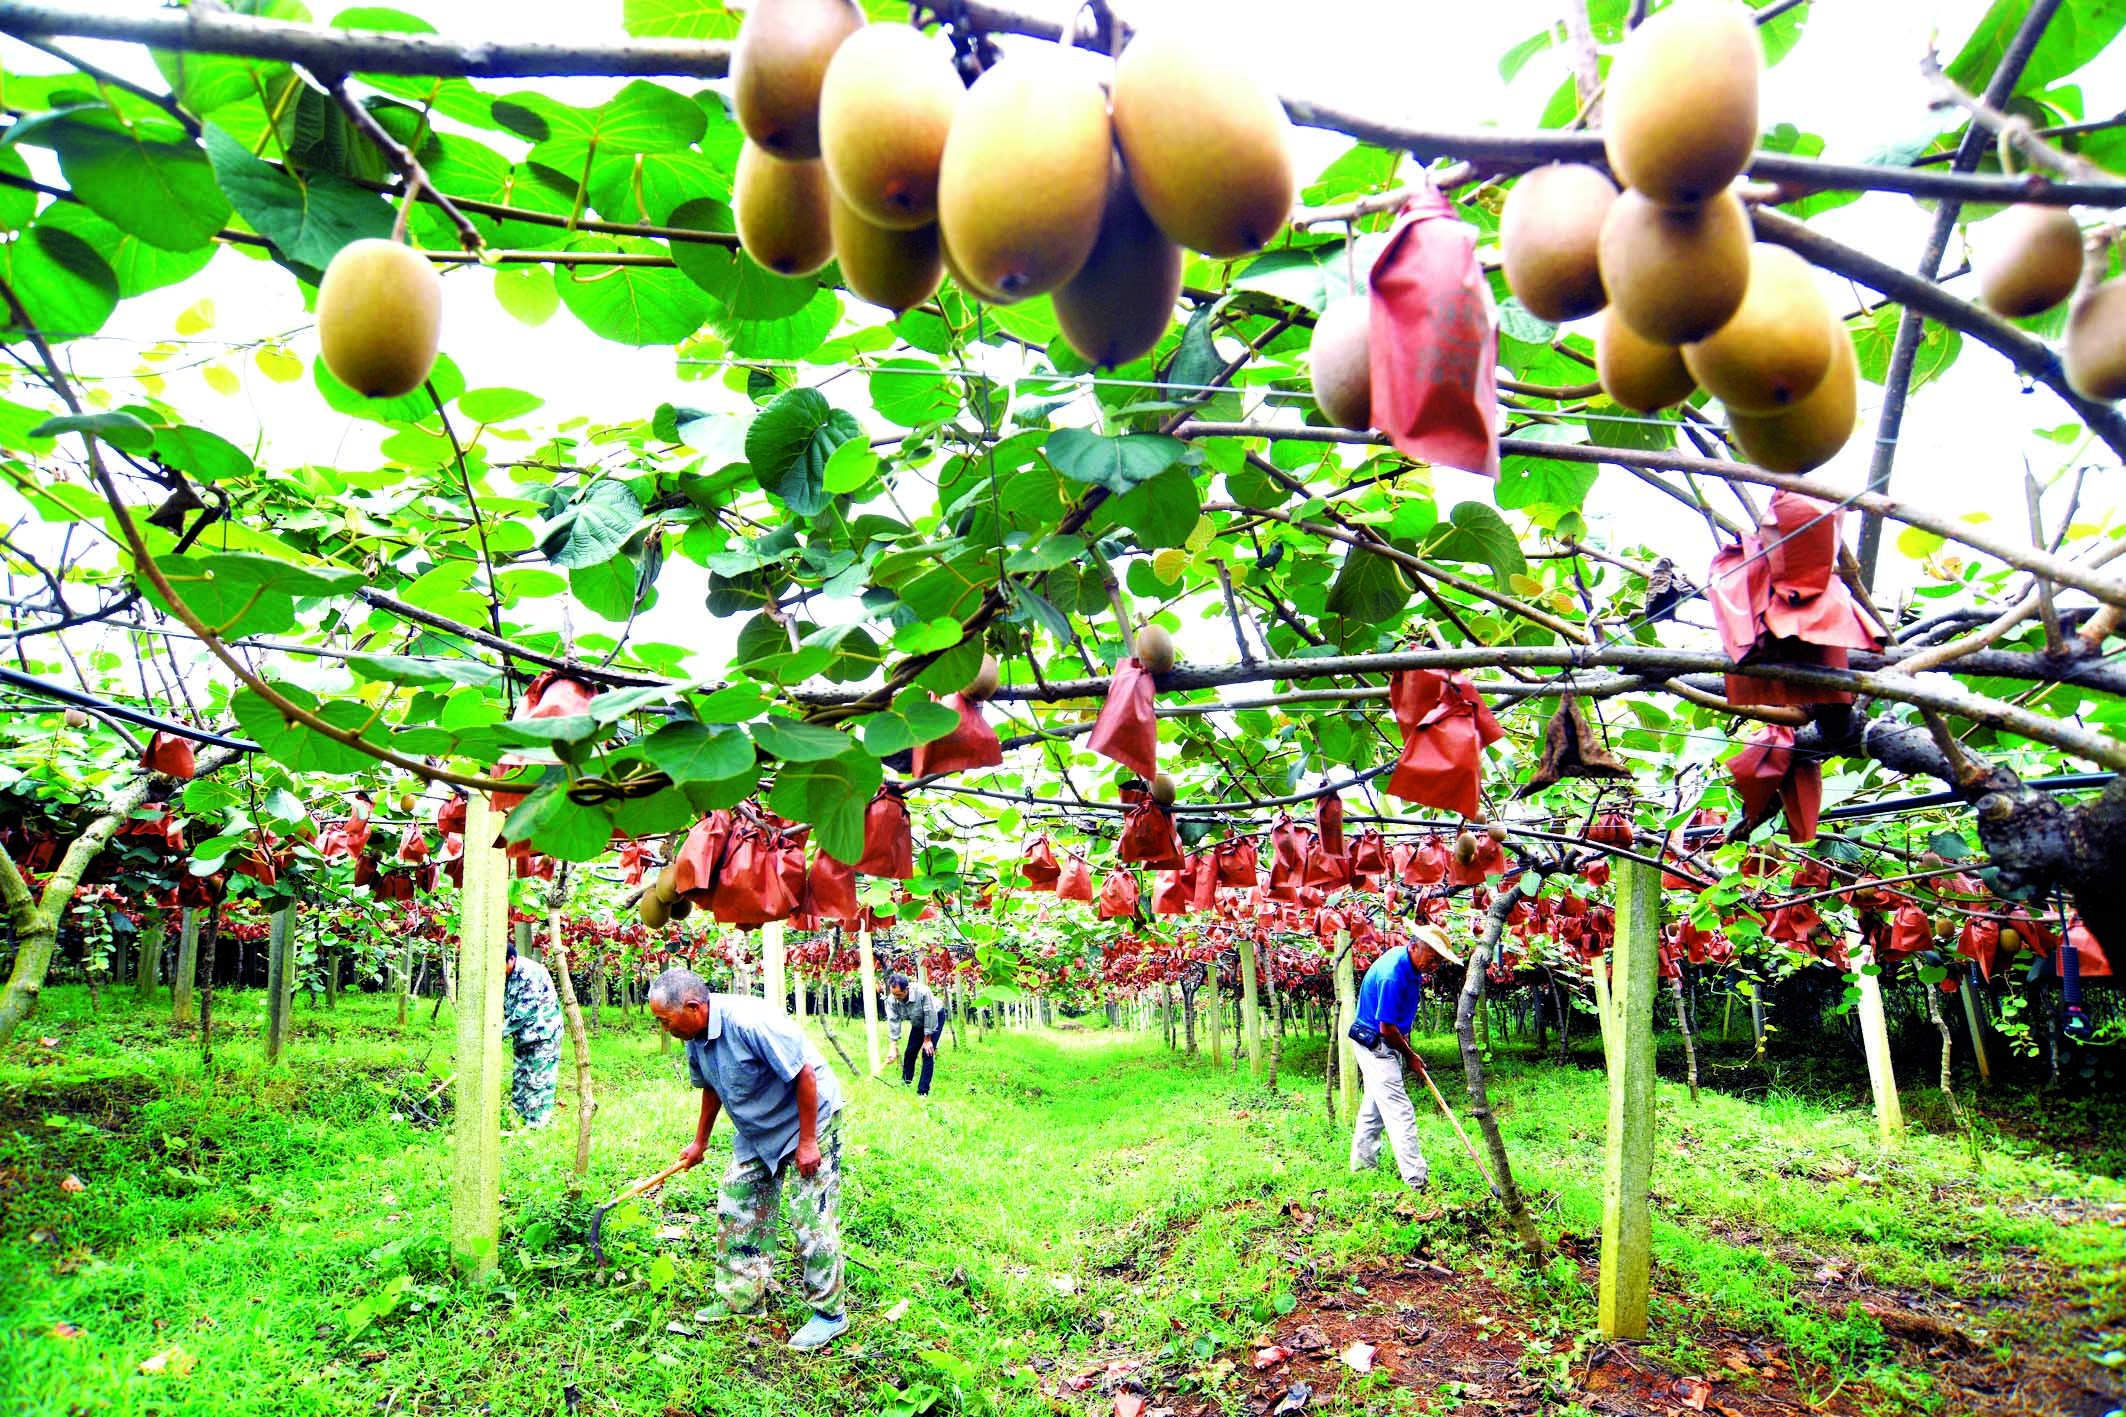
646,966,849,1352
502,940,563,1128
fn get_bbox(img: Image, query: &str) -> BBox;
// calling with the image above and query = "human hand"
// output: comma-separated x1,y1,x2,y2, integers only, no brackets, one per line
794,1138,823,1179
922,1041,936,1057
677,1140,706,1170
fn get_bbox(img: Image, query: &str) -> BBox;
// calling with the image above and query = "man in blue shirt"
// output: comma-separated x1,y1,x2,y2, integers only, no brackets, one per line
647,967,849,1351
1347,926,1445,1190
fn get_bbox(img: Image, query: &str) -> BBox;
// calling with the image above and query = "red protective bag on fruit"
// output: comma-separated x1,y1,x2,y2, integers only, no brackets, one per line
1386,669,1503,818
711,818,808,926
396,825,430,865
1404,838,1448,885
1057,852,1095,902
1367,186,1499,478
911,693,1004,778
1088,657,1158,781
1316,792,1346,857
617,839,649,887
671,811,734,900
1304,836,1353,890
1349,830,1389,876
854,785,914,879
1188,851,1220,910
435,795,467,836
1118,799,1185,871
1588,811,1635,847
1726,725,1823,844
1266,815,1311,901
1448,833,1504,887
1152,868,1192,916
1023,834,1061,891
522,670,598,719
1214,836,1259,887
803,850,859,923
1767,901,1822,944
1582,855,1612,888
1883,905,1934,960
2065,919,2113,979
142,731,196,780
1957,917,2001,981
1707,492,1880,708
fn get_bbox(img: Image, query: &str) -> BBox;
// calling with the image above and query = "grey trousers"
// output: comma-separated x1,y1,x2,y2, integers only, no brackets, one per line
1349,1043,1430,1189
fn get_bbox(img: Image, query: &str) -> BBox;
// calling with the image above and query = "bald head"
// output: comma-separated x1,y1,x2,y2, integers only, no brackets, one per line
648,967,712,1041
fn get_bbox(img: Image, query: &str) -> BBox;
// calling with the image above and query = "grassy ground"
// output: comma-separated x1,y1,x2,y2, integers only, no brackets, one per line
1,986,2120,1417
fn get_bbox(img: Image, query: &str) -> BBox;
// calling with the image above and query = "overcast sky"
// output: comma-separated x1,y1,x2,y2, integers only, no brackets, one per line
1,0,2115,702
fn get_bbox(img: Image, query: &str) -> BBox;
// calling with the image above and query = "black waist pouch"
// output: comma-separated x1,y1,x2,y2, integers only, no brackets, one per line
1346,1019,1381,1050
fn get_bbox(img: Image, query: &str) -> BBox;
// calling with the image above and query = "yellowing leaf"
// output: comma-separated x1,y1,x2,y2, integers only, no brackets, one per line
1895,525,1944,559
174,298,215,335
1510,573,1547,598
254,346,303,383
139,1345,197,1377
202,364,239,396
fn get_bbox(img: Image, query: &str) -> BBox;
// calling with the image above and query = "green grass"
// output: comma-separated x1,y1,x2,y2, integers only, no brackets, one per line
1,987,2120,1416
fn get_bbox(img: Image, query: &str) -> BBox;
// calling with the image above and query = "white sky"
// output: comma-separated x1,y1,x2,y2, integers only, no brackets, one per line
2,0,2116,703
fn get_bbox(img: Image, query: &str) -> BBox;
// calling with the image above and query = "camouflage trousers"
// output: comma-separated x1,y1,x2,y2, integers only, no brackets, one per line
511,1036,559,1128
714,1114,844,1315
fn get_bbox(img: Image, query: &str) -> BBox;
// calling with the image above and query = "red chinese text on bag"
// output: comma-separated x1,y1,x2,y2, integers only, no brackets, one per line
911,693,1004,778
1087,657,1158,781
1386,669,1503,818
1726,725,1823,844
1368,186,1500,479
854,785,914,879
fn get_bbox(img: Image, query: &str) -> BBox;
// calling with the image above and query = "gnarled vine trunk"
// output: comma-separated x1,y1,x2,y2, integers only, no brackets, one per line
1456,882,1545,1260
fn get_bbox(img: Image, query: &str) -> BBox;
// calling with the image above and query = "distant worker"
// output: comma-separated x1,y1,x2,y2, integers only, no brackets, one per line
502,940,563,1129
647,967,849,1352
1345,926,1447,1191
885,971,946,1096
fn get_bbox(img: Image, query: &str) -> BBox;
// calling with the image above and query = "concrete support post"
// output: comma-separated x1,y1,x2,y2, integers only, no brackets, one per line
1598,860,1661,1340
451,794,510,1280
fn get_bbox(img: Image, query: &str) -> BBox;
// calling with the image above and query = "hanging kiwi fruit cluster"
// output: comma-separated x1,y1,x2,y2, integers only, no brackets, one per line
1490,0,1856,474
727,0,1295,366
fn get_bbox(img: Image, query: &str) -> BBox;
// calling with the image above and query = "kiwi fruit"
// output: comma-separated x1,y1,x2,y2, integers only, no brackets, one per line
965,652,1000,702
398,792,417,813
1500,163,1618,322
1109,24,1294,258
1055,160,1184,368
2064,277,2126,402
1728,330,1857,473
1682,243,1835,414
1598,187,1752,344
1309,295,1373,429
315,239,441,399
668,898,694,922
938,222,1006,303
937,50,1112,301
1135,623,1177,675
640,889,671,928
734,141,835,277
829,192,942,313
653,860,682,906
1454,829,1479,866
1972,205,2084,319
1151,772,1178,807
1604,0,1761,207
1486,822,1509,845
731,0,865,159
1596,307,1696,412
818,22,962,230
63,707,87,728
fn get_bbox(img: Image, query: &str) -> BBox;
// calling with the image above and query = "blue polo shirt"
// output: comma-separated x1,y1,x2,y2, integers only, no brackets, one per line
1353,948,1422,1036
684,994,842,1169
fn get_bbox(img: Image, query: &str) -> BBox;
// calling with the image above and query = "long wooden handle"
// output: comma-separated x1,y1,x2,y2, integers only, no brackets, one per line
1416,1065,1501,1196
609,1159,689,1208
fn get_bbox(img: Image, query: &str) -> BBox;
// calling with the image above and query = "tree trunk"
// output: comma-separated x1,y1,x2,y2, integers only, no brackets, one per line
546,870,595,1191
135,909,166,1001
397,932,416,1027
1922,974,1968,1129
172,908,199,1024
1671,976,1700,1103
1262,945,1283,1091
199,907,220,1068
1456,883,1545,1259
264,905,296,1065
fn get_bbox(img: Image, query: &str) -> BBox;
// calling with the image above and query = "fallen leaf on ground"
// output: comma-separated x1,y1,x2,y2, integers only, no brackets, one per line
1113,1394,1145,1417
59,1175,85,1194
39,1037,57,1047
1287,1324,1328,1351
883,1299,909,1321
1050,1275,1077,1294
1253,1346,1291,1370
139,1347,196,1377
48,1322,82,1340
28,1228,55,1245
1671,1376,1712,1410
1270,1382,1312,1415
1340,1341,1375,1374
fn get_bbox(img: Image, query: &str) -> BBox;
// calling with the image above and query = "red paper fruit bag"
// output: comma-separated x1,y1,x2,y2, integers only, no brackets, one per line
1368,186,1500,479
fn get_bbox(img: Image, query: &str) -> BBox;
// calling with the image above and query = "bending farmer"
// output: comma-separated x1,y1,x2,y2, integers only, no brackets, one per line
1346,926,1445,1191
647,967,850,1352
502,940,562,1129
885,971,945,1095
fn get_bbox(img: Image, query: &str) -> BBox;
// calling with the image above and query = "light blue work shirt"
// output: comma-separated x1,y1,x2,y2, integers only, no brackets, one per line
1353,947,1423,1036
684,994,843,1168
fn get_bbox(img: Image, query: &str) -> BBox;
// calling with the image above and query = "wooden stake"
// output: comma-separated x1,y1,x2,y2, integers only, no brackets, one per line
1854,944,1905,1149
1239,935,1264,1080
857,927,883,1077
451,793,509,1280
545,871,595,1191
263,904,296,1065
1959,977,1992,1083
171,907,198,1024
763,920,787,1015
1333,930,1359,1124
1599,859,1660,1341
